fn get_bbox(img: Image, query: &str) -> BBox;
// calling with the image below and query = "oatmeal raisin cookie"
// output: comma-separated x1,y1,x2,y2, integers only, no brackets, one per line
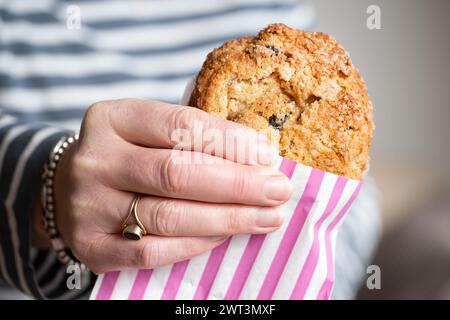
189,23,373,180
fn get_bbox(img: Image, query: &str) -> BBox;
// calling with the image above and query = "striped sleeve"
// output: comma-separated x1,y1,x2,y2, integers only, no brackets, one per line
0,112,94,299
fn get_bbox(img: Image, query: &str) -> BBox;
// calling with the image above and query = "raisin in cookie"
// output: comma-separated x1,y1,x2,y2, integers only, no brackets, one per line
189,23,373,180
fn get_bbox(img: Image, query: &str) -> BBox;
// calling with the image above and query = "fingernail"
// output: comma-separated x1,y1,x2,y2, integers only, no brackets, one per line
256,208,283,227
263,174,292,202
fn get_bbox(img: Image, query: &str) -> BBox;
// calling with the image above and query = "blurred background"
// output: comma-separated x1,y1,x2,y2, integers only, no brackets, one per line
313,0,450,299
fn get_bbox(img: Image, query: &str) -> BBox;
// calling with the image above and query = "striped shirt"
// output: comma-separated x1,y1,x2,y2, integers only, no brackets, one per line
0,0,380,300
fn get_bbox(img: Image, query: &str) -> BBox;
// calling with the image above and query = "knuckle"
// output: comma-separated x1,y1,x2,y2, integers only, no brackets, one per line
84,99,126,134
152,201,180,236
170,106,195,131
158,156,190,195
85,100,109,121
71,151,96,178
79,102,115,153
226,206,244,233
114,98,139,105
137,240,161,268
232,169,251,199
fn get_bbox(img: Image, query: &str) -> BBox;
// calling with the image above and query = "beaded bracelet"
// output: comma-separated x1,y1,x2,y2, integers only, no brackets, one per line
41,133,87,271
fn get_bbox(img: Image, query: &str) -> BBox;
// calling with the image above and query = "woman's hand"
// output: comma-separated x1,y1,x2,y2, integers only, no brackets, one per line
52,99,292,274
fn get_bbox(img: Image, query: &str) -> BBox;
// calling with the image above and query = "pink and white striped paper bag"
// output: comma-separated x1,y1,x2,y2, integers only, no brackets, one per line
90,156,362,300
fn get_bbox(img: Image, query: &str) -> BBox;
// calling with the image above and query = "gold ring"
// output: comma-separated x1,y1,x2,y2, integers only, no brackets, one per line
122,194,147,240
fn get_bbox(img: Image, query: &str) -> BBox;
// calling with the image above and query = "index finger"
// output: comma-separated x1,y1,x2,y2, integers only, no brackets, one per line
106,98,278,166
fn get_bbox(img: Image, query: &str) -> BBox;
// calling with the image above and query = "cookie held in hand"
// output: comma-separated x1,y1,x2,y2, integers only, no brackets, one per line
189,23,374,180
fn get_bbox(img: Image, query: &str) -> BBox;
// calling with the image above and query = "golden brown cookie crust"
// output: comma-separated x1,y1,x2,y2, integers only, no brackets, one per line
189,24,373,180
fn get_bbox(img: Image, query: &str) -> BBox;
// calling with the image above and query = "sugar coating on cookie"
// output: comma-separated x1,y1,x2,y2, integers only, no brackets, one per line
189,23,373,180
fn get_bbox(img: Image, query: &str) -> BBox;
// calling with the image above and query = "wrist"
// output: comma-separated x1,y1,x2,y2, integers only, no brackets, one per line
41,134,84,267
